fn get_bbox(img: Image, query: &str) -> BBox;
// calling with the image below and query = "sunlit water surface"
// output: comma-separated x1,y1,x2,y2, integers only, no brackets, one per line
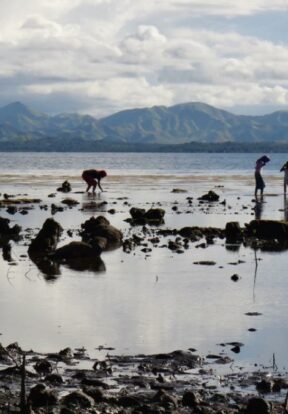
0,152,288,371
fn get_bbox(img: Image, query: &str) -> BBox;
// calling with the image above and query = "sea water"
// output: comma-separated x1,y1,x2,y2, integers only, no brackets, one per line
0,152,288,371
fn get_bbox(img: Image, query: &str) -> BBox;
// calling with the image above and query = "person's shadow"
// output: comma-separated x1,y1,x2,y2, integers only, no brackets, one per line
254,195,264,220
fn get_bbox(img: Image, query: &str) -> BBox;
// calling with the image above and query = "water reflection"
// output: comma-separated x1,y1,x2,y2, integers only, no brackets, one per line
284,195,288,221
29,253,105,279
61,256,106,273
254,195,264,220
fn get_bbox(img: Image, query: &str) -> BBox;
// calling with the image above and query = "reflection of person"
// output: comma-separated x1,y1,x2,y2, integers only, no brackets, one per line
254,155,270,196
82,169,107,193
254,195,264,220
280,161,288,194
284,194,288,222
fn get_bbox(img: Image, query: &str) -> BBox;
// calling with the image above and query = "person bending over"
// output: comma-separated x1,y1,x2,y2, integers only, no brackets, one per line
82,169,107,193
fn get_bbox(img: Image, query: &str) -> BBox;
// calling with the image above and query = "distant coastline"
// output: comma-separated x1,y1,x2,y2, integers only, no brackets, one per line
1,140,288,153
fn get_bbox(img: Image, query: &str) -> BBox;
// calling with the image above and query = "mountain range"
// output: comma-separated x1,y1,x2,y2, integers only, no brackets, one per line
0,101,288,151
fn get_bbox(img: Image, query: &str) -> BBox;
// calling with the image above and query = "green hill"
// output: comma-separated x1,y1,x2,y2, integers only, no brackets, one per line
1,101,288,150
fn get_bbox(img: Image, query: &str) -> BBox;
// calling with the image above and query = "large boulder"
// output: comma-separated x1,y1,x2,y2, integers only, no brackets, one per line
245,220,288,240
245,397,271,414
53,241,103,259
28,218,63,256
81,216,122,249
52,241,106,272
28,384,58,407
225,221,243,242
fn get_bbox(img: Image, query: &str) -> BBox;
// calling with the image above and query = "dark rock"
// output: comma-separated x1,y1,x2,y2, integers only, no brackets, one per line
225,221,243,241
61,198,79,206
118,395,142,407
130,208,146,220
231,345,241,353
182,390,201,407
57,180,71,193
82,386,105,403
171,188,187,193
0,216,21,239
81,216,122,249
145,208,165,222
231,274,240,282
129,207,165,225
28,383,58,407
256,379,273,393
34,359,53,375
59,347,73,360
245,219,288,240
178,227,202,241
168,240,181,251
246,397,271,414
53,241,102,260
194,261,216,265
6,206,17,215
61,390,94,408
198,191,220,202
28,218,63,256
152,389,178,409
51,204,64,214
45,373,64,385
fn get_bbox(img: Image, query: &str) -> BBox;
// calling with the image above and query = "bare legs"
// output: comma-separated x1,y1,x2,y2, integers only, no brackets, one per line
86,183,97,193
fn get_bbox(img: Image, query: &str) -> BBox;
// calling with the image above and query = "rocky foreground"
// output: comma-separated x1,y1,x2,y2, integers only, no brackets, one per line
0,342,288,414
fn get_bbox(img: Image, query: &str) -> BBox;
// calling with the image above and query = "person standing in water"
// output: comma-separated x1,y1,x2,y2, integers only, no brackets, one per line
280,161,288,195
82,169,107,193
254,155,270,197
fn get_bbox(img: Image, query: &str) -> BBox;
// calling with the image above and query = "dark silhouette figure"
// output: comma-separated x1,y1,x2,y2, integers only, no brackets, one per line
82,169,107,194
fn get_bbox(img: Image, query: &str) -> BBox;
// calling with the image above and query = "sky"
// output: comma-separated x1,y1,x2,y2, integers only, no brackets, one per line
0,0,288,118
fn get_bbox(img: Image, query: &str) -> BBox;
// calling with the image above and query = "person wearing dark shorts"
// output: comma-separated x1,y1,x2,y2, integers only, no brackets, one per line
254,155,270,196
82,169,107,193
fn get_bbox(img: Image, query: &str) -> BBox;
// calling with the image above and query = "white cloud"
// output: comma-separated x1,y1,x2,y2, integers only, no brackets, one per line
0,0,288,116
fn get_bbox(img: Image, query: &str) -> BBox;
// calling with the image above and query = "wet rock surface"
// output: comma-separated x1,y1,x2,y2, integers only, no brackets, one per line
81,215,123,249
0,342,286,414
57,180,72,193
129,207,165,225
28,218,63,256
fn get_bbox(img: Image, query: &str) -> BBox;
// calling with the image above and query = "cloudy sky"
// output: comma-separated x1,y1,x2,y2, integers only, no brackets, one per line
0,0,288,117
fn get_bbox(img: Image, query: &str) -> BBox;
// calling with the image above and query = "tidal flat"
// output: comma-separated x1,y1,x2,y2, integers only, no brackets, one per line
1,170,288,413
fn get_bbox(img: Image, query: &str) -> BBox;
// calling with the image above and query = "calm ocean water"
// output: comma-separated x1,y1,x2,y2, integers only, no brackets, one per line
0,152,287,176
